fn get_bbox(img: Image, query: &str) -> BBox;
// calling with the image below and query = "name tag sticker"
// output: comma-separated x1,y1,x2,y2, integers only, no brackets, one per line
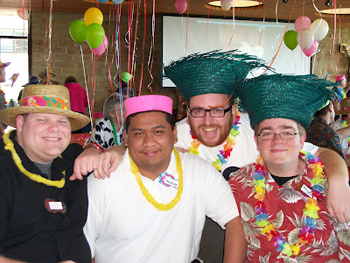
159,173,179,189
44,198,67,213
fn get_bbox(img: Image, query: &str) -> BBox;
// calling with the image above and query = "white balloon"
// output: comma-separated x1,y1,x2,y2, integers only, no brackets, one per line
221,0,232,11
297,29,314,50
311,19,329,41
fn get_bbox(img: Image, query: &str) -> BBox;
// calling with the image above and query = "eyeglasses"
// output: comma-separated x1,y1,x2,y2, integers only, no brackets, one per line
187,106,232,118
258,131,300,140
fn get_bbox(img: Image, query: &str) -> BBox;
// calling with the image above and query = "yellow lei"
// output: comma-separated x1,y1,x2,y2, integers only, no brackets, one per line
3,130,65,188
129,148,183,211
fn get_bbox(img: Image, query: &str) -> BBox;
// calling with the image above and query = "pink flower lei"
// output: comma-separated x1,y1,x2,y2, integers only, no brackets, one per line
252,151,325,257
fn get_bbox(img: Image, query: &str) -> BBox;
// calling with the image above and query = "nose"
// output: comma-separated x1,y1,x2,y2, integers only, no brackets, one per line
47,121,60,131
202,110,213,125
272,133,282,142
143,133,156,146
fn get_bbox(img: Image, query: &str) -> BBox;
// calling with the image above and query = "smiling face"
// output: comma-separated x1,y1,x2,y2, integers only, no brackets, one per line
187,93,235,147
255,118,306,174
125,111,177,180
16,113,71,164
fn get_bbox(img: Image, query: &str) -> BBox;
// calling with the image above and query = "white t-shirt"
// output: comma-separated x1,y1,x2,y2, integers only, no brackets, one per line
84,150,238,263
175,113,318,172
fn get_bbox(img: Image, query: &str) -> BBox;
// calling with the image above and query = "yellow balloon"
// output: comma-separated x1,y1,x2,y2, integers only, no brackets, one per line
84,7,103,26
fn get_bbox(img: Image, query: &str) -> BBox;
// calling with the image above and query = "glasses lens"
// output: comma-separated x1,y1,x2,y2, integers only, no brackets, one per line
210,109,224,117
191,109,205,117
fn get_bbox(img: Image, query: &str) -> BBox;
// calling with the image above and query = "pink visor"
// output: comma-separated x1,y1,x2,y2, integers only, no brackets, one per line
336,75,346,82
125,95,173,117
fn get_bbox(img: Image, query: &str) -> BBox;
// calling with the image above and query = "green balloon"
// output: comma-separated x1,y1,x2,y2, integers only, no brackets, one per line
69,20,87,44
284,30,298,50
85,23,105,49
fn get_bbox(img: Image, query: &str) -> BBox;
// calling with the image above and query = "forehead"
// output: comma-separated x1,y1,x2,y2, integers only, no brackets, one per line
26,112,69,121
258,118,298,130
129,111,168,127
189,93,230,107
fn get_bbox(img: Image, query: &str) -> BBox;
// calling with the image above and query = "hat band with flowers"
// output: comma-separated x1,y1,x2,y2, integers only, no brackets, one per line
0,84,90,131
21,95,70,109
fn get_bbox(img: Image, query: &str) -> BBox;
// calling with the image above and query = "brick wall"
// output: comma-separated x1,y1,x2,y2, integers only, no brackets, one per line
31,11,177,113
31,12,350,112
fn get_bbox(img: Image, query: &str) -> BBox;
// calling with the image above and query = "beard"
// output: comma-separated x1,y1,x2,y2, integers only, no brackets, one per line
188,116,234,147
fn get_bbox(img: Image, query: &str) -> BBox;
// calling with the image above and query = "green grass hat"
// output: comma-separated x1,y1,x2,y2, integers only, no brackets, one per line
164,50,268,103
236,74,334,130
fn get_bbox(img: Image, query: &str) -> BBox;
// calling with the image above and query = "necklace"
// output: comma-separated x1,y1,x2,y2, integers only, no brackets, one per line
3,130,65,188
129,148,183,211
252,152,325,257
189,111,240,171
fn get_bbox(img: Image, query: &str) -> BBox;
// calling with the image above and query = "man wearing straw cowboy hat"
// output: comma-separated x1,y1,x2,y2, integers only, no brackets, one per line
230,74,350,262
83,94,246,263
0,84,91,262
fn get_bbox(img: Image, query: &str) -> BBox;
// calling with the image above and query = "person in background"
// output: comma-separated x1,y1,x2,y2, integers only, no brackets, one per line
17,75,39,104
83,94,246,263
230,74,350,262
332,74,349,113
64,76,89,133
306,99,345,159
331,97,350,167
38,70,59,84
90,88,135,148
164,50,350,263
0,60,10,138
0,84,91,262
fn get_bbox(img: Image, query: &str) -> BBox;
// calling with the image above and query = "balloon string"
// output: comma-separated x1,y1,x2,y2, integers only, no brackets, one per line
80,45,93,128
327,0,337,73
184,0,189,56
260,0,296,75
335,1,342,73
45,0,54,84
91,54,96,119
147,0,155,92
138,0,147,93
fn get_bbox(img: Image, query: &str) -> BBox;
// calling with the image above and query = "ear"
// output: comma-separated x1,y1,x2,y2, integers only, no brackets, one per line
254,135,260,152
173,126,178,144
16,115,24,133
124,132,128,147
300,133,306,150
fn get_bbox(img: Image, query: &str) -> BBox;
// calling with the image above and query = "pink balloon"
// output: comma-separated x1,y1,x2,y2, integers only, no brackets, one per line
295,16,311,33
90,35,108,56
303,40,319,57
175,0,187,14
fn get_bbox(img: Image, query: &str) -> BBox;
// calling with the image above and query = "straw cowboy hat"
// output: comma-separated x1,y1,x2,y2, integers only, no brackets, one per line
336,97,350,115
0,84,90,131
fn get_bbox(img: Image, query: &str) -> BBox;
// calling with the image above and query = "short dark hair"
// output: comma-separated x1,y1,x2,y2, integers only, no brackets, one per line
126,111,175,133
64,76,77,84
314,104,330,117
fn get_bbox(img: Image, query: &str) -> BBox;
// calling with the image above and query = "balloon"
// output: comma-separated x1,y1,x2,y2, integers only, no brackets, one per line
297,29,314,50
84,7,103,26
90,35,108,56
175,0,187,14
69,20,87,44
294,16,311,33
311,19,329,41
284,30,298,50
303,40,319,57
112,0,125,4
121,72,132,83
221,0,232,11
85,23,105,49
17,9,29,20
98,0,109,2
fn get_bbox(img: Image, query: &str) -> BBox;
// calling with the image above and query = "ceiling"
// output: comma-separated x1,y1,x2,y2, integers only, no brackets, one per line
1,0,350,24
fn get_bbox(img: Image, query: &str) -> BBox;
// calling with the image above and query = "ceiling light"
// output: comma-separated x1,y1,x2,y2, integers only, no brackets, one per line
205,0,264,11
320,7,350,15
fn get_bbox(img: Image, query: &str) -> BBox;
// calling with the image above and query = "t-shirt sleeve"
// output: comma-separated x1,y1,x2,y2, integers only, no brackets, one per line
303,142,318,155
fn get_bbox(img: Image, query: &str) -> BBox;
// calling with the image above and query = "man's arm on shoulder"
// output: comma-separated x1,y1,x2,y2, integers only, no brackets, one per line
70,145,126,181
0,255,25,263
223,216,247,263
315,147,350,223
